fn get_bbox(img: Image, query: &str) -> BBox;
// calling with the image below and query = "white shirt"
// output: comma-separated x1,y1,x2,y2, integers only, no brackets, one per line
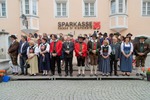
27,45,40,56
121,42,133,53
100,45,112,55
21,41,26,53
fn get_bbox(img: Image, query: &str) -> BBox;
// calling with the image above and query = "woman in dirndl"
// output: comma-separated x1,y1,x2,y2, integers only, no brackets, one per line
120,36,133,76
39,38,50,76
100,40,112,76
27,40,39,76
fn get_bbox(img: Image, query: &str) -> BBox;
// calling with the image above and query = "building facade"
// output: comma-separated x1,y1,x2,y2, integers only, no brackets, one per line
0,0,150,37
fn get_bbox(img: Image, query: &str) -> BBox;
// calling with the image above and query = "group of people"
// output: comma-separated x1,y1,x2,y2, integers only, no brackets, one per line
8,31,150,77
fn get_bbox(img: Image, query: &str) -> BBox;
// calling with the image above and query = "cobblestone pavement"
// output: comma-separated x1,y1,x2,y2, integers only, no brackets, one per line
0,80,150,100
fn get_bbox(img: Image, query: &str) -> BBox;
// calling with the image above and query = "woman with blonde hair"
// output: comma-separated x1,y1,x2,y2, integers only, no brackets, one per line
100,39,112,76
27,40,39,76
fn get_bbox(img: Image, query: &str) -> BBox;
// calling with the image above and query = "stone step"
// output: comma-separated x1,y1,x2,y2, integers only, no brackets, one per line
9,71,145,81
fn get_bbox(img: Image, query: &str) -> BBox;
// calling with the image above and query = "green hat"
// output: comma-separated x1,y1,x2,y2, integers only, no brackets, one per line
114,32,120,36
138,36,148,40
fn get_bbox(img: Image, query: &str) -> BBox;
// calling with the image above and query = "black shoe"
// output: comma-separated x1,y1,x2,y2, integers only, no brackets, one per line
90,74,93,77
20,73,24,75
140,73,144,76
65,74,68,77
115,74,119,76
136,73,140,76
59,73,62,76
15,73,18,75
82,74,85,77
70,74,73,77
77,74,81,77
110,73,112,76
94,74,98,76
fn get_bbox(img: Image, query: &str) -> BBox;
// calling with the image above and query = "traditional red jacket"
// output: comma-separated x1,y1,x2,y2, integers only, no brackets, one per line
75,42,87,57
50,40,62,56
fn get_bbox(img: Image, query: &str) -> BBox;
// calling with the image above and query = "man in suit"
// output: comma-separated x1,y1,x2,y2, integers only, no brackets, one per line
63,35,74,76
8,35,20,75
110,36,121,76
134,36,150,76
18,35,29,75
50,34,62,76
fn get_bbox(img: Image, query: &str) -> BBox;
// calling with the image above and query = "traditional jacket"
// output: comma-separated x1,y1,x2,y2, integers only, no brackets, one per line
134,42,150,57
8,40,20,65
88,39,101,55
50,40,62,56
75,42,87,57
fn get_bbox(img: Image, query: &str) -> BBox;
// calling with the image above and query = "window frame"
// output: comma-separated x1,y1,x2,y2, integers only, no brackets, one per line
83,0,97,17
0,0,7,18
142,0,150,16
55,0,68,18
110,0,127,15
21,0,38,17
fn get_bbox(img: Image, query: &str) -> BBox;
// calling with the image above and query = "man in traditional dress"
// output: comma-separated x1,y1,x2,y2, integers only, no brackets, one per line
50,34,63,76
88,32,101,76
8,35,20,75
134,36,150,76
75,35,87,77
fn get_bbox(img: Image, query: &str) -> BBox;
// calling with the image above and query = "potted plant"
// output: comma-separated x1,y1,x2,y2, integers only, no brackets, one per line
0,70,5,83
146,68,150,81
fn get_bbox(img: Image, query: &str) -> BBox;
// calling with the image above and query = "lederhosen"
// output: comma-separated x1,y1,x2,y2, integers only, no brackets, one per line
90,41,98,65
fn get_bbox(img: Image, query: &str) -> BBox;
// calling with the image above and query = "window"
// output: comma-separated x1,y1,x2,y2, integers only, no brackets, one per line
0,1,6,17
32,0,37,15
25,0,29,14
21,0,38,16
83,0,96,17
142,0,150,16
119,0,123,13
111,0,116,14
110,0,127,15
56,1,67,17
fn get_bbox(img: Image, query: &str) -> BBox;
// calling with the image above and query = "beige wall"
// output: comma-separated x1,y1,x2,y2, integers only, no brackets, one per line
0,0,150,38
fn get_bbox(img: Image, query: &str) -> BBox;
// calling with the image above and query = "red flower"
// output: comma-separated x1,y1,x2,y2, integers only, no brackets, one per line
147,68,150,71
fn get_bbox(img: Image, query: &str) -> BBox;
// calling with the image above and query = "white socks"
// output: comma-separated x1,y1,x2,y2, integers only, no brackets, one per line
94,65,97,74
12,65,18,73
78,67,81,74
90,66,93,74
90,65,97,74
78,67,85,74
82,67,85,74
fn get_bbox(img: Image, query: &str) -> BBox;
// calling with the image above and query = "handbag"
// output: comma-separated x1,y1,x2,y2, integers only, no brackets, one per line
24,60,30,68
